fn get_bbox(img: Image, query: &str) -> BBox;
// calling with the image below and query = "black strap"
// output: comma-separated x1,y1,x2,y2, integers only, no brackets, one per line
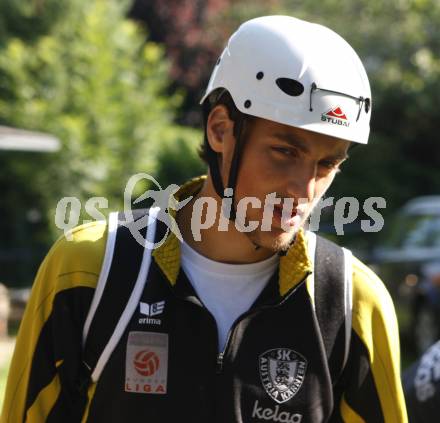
314,235,348,386
203,93,247,220
79,210,152,390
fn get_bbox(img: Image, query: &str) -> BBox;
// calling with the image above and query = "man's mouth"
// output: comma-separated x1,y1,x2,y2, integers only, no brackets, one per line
273,204,303,229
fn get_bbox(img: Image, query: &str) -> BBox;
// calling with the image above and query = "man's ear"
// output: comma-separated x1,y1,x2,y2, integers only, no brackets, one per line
206,104,234,154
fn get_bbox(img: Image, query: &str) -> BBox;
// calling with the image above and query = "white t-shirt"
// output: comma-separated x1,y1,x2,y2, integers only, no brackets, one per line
180,241,279,352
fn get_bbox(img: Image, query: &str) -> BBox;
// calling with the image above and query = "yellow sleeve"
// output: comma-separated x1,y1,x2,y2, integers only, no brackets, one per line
339,256,408,423
0,222,106,423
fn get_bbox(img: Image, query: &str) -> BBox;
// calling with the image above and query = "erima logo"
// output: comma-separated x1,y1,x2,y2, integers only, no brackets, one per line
138,301,165,325
321,106,350,127
140,301,165,316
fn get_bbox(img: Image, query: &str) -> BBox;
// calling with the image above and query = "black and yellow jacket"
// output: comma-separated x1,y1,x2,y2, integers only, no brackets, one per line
1,178,407,422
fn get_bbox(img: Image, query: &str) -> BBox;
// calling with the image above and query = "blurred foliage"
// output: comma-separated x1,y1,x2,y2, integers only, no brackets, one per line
0,0,203,286
0,0,66,42
129,0,232,125
154,126,206,187
0,0,179,201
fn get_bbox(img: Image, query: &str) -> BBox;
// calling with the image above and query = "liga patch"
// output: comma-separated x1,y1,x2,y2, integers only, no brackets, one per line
125,331,168,395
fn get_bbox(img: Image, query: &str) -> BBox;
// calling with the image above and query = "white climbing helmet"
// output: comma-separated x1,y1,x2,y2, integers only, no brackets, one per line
201,15,372,144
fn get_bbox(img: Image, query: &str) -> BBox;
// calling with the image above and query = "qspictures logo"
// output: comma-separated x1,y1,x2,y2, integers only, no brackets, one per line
54,172,387,248
321,106,350,127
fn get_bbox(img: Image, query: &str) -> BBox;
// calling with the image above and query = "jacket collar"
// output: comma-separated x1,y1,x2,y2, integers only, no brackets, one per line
152,176,312,297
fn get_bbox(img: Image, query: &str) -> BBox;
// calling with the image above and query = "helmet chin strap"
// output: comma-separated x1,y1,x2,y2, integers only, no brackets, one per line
205,114,246,221
205,113,271,254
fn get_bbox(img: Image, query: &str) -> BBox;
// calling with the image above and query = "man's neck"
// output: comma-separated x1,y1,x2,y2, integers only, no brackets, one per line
176,177,275,264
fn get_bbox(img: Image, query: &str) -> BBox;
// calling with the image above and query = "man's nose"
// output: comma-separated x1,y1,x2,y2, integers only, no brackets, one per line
286,163,316,204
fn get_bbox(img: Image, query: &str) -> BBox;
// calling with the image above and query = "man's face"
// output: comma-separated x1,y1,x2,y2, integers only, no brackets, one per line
225,117,350,252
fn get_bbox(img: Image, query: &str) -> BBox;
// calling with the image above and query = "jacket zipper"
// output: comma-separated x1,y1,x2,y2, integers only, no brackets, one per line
158,260,311,375
215,305,265,374
216,271,311,374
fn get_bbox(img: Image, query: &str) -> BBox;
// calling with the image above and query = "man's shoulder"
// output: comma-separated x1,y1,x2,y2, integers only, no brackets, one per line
350,255,399,344
43,220,108,290
307,234,393,309
351,255,394,309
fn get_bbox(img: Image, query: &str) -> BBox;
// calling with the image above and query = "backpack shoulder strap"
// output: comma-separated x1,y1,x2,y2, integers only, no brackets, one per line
81,207,159,384
307,231,353,385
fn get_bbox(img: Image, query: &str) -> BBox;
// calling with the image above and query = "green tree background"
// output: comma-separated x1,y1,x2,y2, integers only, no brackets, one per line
0,0,439,287
0,0,204,286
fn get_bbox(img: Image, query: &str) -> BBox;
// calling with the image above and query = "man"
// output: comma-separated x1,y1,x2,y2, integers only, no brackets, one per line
403,340,440,422
2,16,407,422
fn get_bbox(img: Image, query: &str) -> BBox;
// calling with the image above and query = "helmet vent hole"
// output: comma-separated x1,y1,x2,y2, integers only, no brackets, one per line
276,78,304,97
256,72,264,80
244,100,252,108
216,57,221,65
365,98,371,113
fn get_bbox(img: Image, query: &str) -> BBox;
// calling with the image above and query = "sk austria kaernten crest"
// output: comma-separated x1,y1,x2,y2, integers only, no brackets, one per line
259,348,307,404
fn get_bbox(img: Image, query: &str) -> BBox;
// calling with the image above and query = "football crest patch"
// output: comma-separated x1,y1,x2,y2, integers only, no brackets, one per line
259,348,307,404
125,331,168,395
